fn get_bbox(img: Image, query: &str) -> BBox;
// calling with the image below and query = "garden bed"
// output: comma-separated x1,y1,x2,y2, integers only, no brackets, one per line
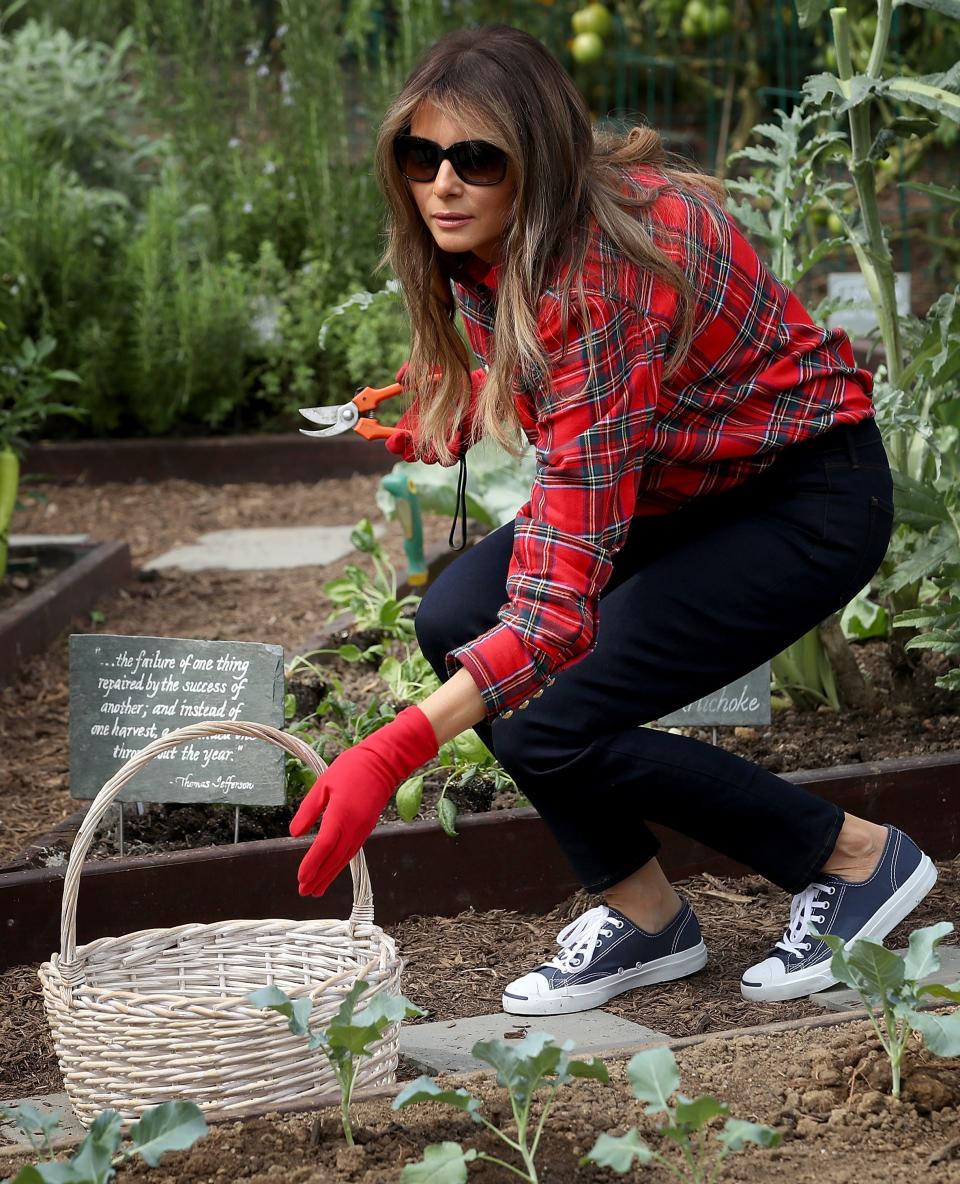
2,1011,959,1182
0,540,131,686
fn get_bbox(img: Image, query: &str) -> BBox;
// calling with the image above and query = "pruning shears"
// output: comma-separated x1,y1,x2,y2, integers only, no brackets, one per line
298,383,402,441
299,382,428,582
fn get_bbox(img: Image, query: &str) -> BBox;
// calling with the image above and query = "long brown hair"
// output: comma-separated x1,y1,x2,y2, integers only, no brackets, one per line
375,25,724,461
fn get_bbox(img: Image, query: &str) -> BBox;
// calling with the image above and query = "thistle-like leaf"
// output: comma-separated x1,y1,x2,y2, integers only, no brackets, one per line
393,1077,483,1122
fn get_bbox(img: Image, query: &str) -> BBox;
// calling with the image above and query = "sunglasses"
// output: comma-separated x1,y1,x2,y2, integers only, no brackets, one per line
393,134,509,186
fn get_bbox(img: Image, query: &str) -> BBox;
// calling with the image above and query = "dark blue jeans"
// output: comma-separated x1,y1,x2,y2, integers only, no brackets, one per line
415,417,894,894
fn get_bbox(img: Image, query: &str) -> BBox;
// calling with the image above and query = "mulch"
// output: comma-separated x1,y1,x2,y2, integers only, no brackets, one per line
2,471,958,1105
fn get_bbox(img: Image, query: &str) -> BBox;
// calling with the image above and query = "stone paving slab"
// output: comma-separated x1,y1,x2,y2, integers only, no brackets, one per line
810,944,960,1012
145,523,384,572
10,534,90,547
0,1092,86,1147
400,1010,672,1075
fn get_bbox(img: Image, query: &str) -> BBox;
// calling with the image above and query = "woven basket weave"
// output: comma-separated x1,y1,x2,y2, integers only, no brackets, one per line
39,720,403,1127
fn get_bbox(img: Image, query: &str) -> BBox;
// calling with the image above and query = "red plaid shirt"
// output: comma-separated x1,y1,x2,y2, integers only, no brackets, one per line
439,168,874,719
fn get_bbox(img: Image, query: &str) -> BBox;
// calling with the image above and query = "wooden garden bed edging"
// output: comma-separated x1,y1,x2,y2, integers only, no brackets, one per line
23,435,392,486
0,542,131,687
1,750,958,972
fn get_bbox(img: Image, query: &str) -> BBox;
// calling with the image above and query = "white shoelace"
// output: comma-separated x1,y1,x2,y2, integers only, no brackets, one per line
545,905,620,972
774,882,836,960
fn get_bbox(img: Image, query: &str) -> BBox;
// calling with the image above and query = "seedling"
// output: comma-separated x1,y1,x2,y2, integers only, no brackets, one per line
814,921,960,1097
394,1031,608,1183
0,1100,207,1183
322,518,419,642
584,1046,780,1183
249,981,425,1145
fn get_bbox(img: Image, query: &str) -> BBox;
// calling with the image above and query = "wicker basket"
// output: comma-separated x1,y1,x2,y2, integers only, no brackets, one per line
39,721,403,1127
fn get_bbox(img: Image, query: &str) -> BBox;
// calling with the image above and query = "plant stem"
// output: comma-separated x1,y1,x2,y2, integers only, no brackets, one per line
831,6,904,403
475,1152,535,1182
0,448,20,585
339,1061,355,1145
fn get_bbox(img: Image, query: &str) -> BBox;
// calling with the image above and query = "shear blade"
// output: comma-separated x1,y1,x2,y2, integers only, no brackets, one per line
299,405,344,425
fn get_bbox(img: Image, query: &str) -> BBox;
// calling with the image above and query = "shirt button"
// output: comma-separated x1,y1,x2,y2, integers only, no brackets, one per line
518,699,530,710
500,709,514,720
545,676,556,687
533,689,544,698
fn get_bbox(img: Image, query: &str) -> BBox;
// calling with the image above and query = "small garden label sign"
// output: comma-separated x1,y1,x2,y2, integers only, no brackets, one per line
69,634,285,805
658,663,771,727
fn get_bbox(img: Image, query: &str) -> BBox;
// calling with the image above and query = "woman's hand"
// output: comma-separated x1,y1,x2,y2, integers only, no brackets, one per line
290,705,439,896
385,364,485,464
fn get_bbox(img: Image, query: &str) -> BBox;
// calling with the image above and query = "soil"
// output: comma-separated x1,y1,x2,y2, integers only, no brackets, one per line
3,1017,960,1182
2,471,958,1145
4,853,958,1106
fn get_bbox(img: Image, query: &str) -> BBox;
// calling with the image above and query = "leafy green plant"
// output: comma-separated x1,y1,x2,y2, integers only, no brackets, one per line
249,981,425,1146
378,440,538,532
0,1100,207,1183
323,519,419,641
584,1046,780,1182
814,922,960,1097
0,329,82,582
394,1032,609,1183
317,281,410,393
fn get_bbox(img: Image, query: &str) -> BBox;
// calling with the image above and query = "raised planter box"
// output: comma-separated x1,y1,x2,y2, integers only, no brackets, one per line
0,541,131,686
24,434,393,486
1,750,958,971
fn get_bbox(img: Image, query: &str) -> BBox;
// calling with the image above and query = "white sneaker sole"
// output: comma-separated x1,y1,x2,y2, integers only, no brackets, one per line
501,940,708,1016
740,854,938,1003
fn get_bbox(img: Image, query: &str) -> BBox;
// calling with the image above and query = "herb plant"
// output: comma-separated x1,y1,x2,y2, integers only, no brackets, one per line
249,981,425,1146
394,1032,608,1183
814,921,960,1097
323,519,419,642
0,1100,207,1183
584,1046,780,1182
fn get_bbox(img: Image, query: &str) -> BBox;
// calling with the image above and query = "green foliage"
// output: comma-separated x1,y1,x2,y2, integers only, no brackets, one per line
249,981,425,1145
379,441,538,531
584,1046,780,1182
726,100,849,289
814,922,960,1097
0,332,82,454
0,1101,207,1183
0,18,161,196
395,1032,609,1183
322,519,419,641
317,282,410,394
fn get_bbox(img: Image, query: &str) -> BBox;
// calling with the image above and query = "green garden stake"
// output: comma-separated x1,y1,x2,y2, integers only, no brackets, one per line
381,472,427,586
0,448,19,584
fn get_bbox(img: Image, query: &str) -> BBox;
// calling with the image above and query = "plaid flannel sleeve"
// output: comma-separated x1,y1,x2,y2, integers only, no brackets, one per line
448,292,671,719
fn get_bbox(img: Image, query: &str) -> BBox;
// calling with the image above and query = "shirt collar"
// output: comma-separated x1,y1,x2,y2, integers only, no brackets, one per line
451,252,501,295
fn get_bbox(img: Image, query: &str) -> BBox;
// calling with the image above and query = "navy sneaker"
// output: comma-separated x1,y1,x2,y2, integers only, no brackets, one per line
501,899,707,1016
741,825,938,1003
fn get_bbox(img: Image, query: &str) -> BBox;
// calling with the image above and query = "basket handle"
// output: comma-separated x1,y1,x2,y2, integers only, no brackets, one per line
59,721,377,966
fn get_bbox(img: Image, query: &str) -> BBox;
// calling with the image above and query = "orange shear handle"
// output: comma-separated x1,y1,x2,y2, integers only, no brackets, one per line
352,382,402,441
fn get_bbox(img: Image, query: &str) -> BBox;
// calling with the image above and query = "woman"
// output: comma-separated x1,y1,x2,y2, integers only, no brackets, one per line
290,26,937,1015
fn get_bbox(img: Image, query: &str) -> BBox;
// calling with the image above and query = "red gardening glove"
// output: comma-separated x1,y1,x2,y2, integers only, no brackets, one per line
290,705,439,897
385,364,485,465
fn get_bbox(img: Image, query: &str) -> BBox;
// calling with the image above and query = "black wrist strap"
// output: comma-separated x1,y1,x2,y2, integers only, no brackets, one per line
449,449,468,551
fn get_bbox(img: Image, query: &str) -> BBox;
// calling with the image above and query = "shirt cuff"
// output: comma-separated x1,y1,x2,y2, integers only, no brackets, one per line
446,623,556,721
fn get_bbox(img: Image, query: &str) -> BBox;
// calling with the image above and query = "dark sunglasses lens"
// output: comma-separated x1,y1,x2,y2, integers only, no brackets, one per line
451,141,508,184
394,137,439,181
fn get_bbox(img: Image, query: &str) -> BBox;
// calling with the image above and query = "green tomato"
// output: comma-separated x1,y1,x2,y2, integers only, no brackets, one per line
571,2,613,37
570,30,605,63
826,212,844,235
704,3,731,35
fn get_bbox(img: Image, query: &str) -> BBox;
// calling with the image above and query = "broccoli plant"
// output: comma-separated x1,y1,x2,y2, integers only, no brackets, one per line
0,1101,206,1183
815,921,960,1097
584,1046,780,1182
249,981,425,1146
394,1032,608,1183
